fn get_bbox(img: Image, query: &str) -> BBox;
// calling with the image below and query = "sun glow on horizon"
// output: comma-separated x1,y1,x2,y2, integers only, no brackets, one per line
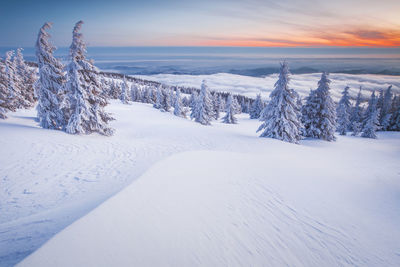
0,0,399,48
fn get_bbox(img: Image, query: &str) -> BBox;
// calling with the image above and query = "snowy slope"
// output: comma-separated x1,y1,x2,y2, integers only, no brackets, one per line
136,72,400,101
0,100,320,265
2,100,400,266
18,138,400,266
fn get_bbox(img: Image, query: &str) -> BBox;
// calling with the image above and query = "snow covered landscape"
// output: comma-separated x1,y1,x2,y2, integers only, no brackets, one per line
1,100,399,266
1,0,400,266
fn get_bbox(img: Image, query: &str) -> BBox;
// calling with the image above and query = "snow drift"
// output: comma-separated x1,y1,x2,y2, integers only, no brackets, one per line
19,143,400,266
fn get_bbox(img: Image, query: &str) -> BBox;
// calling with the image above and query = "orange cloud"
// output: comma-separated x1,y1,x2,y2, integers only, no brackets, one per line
192,27,400,47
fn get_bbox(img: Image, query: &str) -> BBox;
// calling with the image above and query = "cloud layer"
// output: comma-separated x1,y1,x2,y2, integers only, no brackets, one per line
137,73,400,102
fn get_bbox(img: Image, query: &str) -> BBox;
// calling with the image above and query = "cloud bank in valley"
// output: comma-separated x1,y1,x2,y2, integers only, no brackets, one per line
136,73,400,102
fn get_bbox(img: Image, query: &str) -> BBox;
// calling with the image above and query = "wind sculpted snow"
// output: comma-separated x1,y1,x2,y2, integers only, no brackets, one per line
19,148,400,266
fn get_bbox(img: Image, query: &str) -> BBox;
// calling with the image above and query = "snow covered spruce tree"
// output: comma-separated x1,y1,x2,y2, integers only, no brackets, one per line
150,86,157,104
336,86,351,135
350,87,363,136
191,80,214,125
35,22,67,129
100,77,109,94
120,76,130,104
379,85,393,130
136,85,144,102
64,21,114,136
161,87,172,112
153,85,163,109
389,96,400,131
130,83,140,102
0,60,13,119
213,93,220,119
14,48,36,108
232,96,241,114
301,72,336,141
173,88,185,117
189,91,197,110
257,62,302,143
249,93,263,119
222,93,237,124
377,89,384,114
3,50,26,110
110,80,122,99
217,94,224,112
361,91,380,139
143,86,153,104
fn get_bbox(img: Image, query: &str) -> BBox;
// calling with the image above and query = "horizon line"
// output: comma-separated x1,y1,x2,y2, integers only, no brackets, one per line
1,45,400,49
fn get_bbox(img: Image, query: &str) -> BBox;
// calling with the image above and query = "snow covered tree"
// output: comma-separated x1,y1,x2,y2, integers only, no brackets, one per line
213,93,220,119
168,88,174,107
65,21,114,136
257,62,303,143
389,96,400,131
137,85,144,102
130,83,139,102
161,87,172,112
217,94,224,111
120,76,130,104
336,86,351,135
0,60,12,119
301,72,336,141
300,89,318,137
100,78,110,98
350,87,363,136
173,88,185,117
232,96,241,114
249,93,264,119
191,80,214,125
379,85,393,130
142,86,153,104
3,50,25,110
35,22,67,130
361,91,380,139
189,91,197,110
14,48,36,108
377,89,384,113
109,80,121,99
222,94,237,124
181,95,189,107
150,86,157,103
153,85,162,109
240,98,249,113
245,100,251,114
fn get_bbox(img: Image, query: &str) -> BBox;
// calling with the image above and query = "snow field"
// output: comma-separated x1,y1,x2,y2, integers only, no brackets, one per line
19,143,400,266
1,100,399,266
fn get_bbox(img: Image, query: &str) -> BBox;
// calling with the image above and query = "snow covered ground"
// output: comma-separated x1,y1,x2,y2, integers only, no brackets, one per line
136,73,400,101
1,101,400,266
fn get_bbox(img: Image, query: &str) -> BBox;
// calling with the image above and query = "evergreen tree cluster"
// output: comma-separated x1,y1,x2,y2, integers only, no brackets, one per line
335,85,400,138
35,21,114,135
256,61,399,143
0,48,36,119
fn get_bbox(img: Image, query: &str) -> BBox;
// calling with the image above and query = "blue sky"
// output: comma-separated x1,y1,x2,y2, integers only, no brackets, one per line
1,0,399,47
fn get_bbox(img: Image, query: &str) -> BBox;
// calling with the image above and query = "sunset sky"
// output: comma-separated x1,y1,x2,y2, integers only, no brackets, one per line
1,0,399,47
